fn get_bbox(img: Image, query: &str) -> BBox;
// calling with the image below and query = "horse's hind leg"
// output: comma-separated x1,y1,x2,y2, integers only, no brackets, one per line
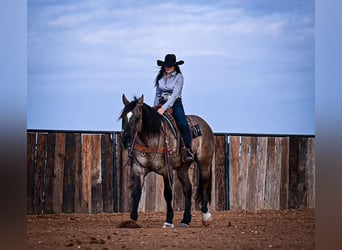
162,176,174,228
176,166,192,227
198,165,212,226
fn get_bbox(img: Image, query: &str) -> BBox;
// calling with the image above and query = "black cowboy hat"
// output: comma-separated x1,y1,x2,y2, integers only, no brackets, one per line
157,54,184,67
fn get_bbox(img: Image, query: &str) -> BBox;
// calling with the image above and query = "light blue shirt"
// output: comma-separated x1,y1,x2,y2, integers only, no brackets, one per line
154,71,184,111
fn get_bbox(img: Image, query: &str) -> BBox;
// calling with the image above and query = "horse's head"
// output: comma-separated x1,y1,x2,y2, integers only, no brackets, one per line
120,94,144,149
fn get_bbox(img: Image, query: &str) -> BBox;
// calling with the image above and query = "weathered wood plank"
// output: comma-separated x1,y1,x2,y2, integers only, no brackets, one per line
116,133,126,212
215,135,226,211
82,135,92,213
113,133,119,212
34,133,48,214
190,162,200,211
279,137,289,209
272,137,283,209
288,136,299,209
52,133,65,213
265,137,275,209
101,134,114,213
246,137,257,210
27,132,36,214
255,137,268,210
155,174,166,212
307,138,315,208
43,133,56,214
144,172,157,212
229,136,240,211
117,134,131,212
209,153,216,212
239,136,251,210
91,135,103,213
298,137,308,208
62,133,77,213
116,133,128,213
138,171,147,212
73,134,82,213
187,162,200,211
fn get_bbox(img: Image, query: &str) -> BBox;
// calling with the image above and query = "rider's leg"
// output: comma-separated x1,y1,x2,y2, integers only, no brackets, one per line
172,99,194,162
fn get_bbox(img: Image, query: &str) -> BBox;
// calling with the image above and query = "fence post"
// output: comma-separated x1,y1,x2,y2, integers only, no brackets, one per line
113,132,118,213
225,134,230,210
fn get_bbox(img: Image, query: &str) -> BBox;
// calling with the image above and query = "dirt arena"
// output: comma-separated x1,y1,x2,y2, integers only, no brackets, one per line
27,209,315,249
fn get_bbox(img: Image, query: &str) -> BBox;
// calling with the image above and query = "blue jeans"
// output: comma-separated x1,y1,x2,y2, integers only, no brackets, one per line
172,99,192,150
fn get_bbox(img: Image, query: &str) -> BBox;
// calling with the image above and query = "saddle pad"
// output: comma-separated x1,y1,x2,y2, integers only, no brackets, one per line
163,113,202,139
186,116,202,138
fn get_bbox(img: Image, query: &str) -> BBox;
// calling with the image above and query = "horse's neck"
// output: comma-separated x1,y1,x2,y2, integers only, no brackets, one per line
137,130,163,146
138,121,175,147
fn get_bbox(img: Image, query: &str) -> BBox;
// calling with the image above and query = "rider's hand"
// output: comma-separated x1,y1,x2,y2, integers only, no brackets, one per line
157,107,165,115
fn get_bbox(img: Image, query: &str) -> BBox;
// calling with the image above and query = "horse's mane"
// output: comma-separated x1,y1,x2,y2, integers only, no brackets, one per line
119,97,162,135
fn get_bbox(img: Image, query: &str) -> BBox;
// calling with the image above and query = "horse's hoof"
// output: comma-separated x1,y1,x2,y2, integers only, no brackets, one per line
162,222,174,228
202,212,212,226
179,223,190,228
118,220,141,228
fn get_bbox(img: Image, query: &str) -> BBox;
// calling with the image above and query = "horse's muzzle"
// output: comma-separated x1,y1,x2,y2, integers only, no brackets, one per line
122,142,132,150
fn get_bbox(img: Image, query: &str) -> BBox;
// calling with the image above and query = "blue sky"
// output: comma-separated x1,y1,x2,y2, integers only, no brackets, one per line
27,0,314,134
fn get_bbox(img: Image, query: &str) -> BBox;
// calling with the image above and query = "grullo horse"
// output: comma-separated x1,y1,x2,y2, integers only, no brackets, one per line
120,94,215,227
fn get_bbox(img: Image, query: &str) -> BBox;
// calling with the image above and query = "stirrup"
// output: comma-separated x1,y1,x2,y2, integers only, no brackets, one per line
184,149,194,163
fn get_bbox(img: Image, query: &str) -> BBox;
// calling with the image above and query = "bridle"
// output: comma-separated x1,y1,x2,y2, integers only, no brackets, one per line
125,114,174,186
128,118,171,159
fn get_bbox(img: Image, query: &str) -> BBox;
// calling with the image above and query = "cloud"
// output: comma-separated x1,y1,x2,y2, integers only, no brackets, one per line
27,0,314,133
48,14,91,28
28,1,313,65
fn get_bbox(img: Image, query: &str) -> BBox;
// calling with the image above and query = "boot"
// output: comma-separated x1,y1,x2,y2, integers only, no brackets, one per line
184,149,194,163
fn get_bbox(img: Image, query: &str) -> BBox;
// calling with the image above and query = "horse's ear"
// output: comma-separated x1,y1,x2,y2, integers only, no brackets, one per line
137,95,144,106
122,94,129,106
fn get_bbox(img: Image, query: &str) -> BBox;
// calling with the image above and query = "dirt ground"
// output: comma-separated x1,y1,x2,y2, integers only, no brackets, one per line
27,209,315,249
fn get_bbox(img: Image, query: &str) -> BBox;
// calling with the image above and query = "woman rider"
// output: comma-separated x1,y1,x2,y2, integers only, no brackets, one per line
154,54,194,163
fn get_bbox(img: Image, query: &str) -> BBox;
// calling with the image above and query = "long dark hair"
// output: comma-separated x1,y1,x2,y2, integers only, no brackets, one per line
154,65,182,87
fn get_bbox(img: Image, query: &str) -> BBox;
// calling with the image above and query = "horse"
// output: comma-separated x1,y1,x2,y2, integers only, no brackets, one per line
119,94,215,228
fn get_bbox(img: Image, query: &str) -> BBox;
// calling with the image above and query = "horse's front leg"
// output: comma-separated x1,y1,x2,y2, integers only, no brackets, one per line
162,175,174,228
130,169,144,222
176,166,192,227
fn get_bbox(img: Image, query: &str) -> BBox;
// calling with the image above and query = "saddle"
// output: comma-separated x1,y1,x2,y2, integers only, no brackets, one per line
154,105,202,139
153,105,201,163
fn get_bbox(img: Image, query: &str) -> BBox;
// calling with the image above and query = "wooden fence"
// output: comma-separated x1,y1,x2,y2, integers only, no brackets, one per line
27,130,315,214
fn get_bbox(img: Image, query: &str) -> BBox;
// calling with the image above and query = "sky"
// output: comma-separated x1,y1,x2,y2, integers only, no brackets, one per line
27,0,314,135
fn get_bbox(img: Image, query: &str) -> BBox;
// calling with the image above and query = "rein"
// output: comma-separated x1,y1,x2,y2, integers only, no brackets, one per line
129,119,172,157
133,142,172,155
127,120,174,187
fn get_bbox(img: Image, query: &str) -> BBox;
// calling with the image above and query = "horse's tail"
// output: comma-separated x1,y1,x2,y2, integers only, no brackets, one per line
195,162,212,206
